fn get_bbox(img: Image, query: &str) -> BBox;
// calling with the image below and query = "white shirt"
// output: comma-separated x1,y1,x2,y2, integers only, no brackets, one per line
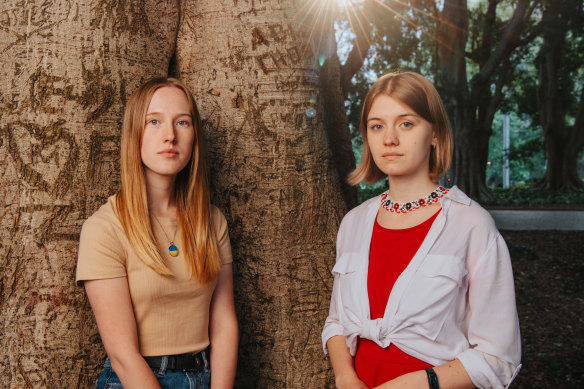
321,186,521,389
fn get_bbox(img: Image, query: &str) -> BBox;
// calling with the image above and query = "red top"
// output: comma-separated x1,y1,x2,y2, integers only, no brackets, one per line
354,210,440,388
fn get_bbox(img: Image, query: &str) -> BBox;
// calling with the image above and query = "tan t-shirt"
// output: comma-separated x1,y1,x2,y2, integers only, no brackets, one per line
76,196,232,356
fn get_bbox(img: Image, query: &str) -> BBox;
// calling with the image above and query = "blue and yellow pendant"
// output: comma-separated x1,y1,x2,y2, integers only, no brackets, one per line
168,243,179,257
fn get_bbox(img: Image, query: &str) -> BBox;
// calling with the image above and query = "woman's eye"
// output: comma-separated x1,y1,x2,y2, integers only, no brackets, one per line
401,122,413,128
177,120,189,126
370,124,383,131
149,119,159,126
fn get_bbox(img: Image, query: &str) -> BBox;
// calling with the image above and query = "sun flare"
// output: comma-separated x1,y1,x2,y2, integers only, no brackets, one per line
335,0,352,7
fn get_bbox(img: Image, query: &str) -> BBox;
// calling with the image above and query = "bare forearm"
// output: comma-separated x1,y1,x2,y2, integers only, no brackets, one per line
109,353,160,389
326,335,368,389
374,359,474,389
85,279,160,389
209,318,238,389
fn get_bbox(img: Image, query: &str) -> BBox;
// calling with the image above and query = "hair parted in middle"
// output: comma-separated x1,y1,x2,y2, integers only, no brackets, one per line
116,77,221,283
348,71,453,186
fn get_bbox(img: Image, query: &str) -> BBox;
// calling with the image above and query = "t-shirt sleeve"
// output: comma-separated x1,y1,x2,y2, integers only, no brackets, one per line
212,206,233,265
76,212,127,285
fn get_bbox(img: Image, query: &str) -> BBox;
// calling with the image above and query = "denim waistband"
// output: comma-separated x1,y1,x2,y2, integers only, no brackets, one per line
103,348,209,374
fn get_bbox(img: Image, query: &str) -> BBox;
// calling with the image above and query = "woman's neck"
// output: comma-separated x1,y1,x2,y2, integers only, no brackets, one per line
145,176,177,218
386,175,438,203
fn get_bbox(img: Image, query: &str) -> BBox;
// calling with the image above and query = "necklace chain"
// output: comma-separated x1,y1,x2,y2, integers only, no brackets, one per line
153,215,179,257
380,186,449,214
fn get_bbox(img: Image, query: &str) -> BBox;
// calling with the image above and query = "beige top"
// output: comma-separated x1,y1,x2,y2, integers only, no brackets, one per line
76,196,233,356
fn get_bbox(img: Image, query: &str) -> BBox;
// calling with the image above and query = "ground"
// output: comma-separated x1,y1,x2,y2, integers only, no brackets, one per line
501,230,584,388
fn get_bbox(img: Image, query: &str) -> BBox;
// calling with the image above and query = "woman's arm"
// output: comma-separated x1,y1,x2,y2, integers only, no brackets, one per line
84,277,161,389
208,263,238,388
327,336,368,389
373,359,474,389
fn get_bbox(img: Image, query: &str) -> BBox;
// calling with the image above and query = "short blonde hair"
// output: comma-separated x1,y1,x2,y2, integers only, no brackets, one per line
348,71,453,185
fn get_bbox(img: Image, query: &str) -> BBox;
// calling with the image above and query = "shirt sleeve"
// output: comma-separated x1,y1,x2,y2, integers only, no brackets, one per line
75,213,127,285
456,234,522,389
212,206,233,265
321,221,347,354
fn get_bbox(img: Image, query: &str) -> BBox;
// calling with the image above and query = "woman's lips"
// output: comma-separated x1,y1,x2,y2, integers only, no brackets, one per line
382,152,403,160
158,149,178,157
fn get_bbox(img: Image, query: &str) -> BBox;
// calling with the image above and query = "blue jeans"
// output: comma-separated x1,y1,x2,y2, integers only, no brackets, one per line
95,356,210,389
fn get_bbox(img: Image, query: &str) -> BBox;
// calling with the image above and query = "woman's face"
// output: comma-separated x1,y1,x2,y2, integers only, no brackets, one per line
140,86,195,183
366,94,435,181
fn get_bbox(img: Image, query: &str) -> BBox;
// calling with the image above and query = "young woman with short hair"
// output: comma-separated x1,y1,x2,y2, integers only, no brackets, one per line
322,72,521,389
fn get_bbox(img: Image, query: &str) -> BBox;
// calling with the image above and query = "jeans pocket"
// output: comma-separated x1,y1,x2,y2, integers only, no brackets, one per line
96,366,123,389
199,369,211,388
103,372,123,389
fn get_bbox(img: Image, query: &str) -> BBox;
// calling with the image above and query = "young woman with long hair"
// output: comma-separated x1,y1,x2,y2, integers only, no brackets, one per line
77,77,238,388
322,72,521,389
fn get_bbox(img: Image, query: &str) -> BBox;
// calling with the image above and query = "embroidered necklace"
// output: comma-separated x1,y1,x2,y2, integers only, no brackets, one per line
153,216,179,257
380,186,449,214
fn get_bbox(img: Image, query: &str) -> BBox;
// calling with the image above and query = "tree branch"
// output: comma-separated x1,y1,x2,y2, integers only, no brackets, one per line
471,0,533,86
339,0,374,96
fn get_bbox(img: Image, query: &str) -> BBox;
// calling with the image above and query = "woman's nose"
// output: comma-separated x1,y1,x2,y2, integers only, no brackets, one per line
383,127,398,145
163,123,176,143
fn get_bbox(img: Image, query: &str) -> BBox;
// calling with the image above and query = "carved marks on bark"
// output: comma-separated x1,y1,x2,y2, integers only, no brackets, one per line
251,24,302,75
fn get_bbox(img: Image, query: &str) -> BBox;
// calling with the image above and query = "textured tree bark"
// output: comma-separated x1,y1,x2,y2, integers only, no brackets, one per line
322,45,359,210
1,0,348,387
0,0,178,386
174,1,345,386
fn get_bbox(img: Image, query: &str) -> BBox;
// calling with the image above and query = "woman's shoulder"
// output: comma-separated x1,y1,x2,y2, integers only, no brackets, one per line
210,204,227,222
347,195,380,217
210,204,229,234
445,186,498,233
339,194,380,231
81,195,122,234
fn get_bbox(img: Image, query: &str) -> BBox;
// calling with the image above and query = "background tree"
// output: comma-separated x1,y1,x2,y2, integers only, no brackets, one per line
0,0,351,387
536,0,584,190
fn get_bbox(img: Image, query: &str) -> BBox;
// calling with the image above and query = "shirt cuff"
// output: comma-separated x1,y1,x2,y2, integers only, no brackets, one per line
321,323,345,355
457,348,521,389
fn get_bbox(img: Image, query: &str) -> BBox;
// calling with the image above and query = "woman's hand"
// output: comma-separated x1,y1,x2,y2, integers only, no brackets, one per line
336,373,369,389
326,336,369,389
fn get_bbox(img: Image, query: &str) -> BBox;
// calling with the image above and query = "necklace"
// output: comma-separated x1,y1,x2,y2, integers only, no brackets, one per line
153,215,179,257
380,186,449,214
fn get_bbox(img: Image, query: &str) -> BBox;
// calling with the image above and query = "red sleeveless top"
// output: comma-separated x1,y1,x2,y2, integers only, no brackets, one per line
354,210,440,387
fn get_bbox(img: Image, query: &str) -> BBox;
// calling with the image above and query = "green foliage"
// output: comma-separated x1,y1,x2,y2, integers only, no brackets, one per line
357,182,388,204
484,186,584,206
486,112,546,187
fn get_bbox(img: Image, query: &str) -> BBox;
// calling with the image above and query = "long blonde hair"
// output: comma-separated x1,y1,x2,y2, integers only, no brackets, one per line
116,77,221,283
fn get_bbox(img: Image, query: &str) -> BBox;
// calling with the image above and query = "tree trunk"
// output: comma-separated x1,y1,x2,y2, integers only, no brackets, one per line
174,0,345,387
537,0,584,190
322,52,359,210
1,0,350,387
0,1,179,386
436,0,533,199
435,0,485,197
